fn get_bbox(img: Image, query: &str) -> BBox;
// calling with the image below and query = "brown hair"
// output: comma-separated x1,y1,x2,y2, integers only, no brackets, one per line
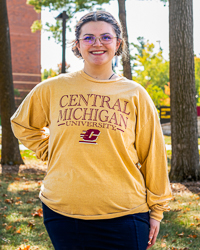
71,11,127,59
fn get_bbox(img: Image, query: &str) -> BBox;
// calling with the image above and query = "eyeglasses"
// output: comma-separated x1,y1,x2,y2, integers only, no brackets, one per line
79,34,118,45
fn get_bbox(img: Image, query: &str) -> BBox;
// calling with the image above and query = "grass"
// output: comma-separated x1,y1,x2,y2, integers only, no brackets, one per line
0,138,200,249
0,173,53,250
0,173,200,250
0,150,37,162
164,135,200,145
151,192,200,250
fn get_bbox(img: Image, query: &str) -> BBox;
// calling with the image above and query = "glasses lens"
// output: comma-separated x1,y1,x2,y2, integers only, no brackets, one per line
83,36,95,44
101,35,113,44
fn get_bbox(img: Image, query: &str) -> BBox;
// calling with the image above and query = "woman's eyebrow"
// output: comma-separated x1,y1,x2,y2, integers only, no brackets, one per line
82,33,94,36
82,32,112,36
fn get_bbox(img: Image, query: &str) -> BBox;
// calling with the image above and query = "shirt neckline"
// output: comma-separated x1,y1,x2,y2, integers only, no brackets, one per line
80,70,123,83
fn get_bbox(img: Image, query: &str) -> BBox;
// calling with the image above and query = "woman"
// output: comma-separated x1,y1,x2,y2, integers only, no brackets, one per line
11,11,172,250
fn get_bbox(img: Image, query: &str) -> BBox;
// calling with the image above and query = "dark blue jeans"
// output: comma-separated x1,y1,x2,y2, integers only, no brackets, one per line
42,202,150,250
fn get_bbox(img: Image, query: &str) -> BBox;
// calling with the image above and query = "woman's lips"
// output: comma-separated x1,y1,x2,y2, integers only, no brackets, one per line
90,51,106,55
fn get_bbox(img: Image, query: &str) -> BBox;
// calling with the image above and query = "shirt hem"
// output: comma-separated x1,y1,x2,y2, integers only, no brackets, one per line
39,193,149,220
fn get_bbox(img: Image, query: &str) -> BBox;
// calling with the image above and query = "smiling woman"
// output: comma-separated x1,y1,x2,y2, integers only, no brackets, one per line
71,11,126,80
10,10,172,250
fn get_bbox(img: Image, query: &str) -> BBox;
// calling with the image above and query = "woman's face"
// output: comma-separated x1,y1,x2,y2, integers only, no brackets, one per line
77,21,120,68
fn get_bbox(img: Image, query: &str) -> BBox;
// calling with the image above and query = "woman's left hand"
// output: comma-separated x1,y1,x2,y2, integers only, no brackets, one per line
146,218,160,249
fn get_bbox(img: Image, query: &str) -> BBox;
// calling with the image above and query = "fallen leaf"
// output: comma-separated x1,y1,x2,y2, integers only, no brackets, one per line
161,242,166,247
188,234,197,238
6,225,12,230
15,201,23,205
177,232,184,237
16,228,22,234
14,177,21,181
27,221,35,228
171,239,176,243
39,232,45,236
190,223,195,226
163,234,169,238
5,199,13,204
32,211,43,217
17,244,30,250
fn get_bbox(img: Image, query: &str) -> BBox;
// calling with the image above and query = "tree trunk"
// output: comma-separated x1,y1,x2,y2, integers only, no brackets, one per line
0,0,24,172
117,0,132,80
169,0,199,181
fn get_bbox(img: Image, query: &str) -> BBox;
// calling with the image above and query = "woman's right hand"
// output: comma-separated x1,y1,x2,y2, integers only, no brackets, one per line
146,218,160,249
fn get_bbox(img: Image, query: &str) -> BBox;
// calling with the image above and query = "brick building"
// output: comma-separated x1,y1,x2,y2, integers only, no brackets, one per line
7,0,41,107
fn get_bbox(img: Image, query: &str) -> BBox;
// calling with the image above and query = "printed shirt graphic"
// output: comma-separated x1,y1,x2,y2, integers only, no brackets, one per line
79,129,101,144
57,93,131,134
10,70,172,222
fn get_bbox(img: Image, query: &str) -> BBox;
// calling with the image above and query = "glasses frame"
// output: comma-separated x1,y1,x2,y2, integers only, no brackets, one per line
78,34,118,45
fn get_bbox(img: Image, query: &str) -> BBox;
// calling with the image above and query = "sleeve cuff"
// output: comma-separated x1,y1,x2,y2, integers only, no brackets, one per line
149,209,164,222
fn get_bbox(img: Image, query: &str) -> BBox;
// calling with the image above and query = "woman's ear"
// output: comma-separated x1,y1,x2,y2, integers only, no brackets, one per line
76,40,80,51
116,39,121,53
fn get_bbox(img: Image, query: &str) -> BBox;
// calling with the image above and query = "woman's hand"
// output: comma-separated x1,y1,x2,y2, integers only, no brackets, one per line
146,218,160,249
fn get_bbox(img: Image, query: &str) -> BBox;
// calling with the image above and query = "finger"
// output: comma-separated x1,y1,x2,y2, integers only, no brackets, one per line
148,227,155,244
147,223,160,249
152,227,159,245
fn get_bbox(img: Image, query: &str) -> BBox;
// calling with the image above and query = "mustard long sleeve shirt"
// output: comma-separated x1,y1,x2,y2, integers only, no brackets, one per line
10,70,172,221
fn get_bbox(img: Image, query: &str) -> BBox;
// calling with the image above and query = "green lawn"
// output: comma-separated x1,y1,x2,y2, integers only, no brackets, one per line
0,173,200,249
0,173,53,250
164,135,200,145
0,138,200,249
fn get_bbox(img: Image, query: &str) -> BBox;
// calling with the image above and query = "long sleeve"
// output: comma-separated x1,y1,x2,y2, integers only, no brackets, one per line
135,86,172,222
10,85,50,161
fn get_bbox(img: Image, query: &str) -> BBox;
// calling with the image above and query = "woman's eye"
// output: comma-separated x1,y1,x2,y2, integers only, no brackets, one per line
102,35,112,41
84,36,94,41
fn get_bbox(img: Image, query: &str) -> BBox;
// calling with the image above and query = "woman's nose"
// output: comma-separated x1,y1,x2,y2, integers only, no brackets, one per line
93,37,103,46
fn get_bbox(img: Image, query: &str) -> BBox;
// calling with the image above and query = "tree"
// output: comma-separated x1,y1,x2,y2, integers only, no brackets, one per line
131,38,169,107
169,0,199,181
117,0,132,79
27,0,132,79
0,0,24,172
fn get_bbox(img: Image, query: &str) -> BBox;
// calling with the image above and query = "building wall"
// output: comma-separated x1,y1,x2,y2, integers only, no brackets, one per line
7,0,41,107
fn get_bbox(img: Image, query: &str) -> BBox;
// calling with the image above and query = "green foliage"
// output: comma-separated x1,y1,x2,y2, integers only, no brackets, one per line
45,21,63,43
27,0,111,43
31,20,42,33
130,38,169,108
42,68,58,81
195,57,200,105
14,89,20,97
27,0,110,13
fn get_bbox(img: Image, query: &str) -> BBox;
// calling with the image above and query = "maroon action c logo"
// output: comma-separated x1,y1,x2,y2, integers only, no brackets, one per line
79,129,101,144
